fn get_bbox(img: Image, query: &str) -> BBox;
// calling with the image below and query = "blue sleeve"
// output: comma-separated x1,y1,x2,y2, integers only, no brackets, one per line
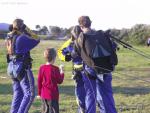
15,34,40,54
62,44,74,55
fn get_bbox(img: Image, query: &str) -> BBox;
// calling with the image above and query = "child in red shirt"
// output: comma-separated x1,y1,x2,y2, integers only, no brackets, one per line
37,48,64,113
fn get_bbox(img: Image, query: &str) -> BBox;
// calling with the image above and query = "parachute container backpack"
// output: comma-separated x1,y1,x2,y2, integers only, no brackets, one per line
77,30,118,74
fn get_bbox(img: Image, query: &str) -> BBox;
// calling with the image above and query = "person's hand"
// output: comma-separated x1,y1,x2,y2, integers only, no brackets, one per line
59,64,64,74
65,54,72,62
36,95,41,99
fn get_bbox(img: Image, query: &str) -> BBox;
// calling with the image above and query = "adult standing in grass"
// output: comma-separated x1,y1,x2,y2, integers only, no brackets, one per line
58,25,86,113
6,19,40,113
74,16,98,113
74,16,117,113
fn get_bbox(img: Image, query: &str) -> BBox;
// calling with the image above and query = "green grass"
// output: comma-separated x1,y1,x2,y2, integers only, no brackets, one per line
0,39,150,113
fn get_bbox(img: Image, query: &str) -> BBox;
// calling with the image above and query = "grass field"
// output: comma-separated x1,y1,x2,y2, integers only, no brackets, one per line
0,39,150,113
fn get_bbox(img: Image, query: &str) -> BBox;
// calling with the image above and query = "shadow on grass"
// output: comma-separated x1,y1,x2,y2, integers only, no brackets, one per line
0,83,75,96
59,85,75,96
113,86,150,95
0,83,12,95
1,83,150,96
0,101,10,106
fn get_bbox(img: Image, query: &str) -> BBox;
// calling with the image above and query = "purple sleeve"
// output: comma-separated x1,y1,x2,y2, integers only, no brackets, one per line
15,34,40,54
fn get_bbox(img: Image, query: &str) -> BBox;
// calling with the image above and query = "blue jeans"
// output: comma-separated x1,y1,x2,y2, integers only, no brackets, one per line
10,69,35,113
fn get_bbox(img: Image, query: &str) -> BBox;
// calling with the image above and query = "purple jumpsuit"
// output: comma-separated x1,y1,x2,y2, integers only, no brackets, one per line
8,34,40,113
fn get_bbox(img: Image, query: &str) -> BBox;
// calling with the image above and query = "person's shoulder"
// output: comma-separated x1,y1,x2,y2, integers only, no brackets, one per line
51,65,59,70
39,64,47,69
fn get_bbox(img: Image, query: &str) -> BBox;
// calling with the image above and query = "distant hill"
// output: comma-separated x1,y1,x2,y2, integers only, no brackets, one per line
0,23,10,31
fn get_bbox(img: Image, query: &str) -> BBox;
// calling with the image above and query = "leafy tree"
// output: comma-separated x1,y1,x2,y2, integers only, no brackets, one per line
35,25,41,31
49,26,61,36
109,24,150,45
41,26,49,35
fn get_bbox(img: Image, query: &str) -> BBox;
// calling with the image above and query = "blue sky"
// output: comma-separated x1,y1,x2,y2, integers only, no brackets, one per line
0,0,150,30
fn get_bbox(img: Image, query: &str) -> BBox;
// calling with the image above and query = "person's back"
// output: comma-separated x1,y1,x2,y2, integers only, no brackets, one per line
38,64,64,100
74,16,117,113
74,16,98,113
38,48,64,113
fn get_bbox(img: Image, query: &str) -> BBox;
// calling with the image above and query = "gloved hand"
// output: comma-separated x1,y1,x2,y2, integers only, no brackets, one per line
65,54,72,62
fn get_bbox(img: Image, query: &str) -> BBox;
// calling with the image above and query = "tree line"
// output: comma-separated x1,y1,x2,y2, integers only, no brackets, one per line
110,24,150,45
35,24,150,44
35,25,72,39
1,24,150,44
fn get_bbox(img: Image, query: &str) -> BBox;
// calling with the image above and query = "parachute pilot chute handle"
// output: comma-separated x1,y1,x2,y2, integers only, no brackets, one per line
106,31,150,60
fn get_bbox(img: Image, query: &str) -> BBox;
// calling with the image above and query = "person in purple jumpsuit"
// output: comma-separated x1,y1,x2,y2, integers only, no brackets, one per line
74,16,117,113
6,19,40,113
58,25,86,113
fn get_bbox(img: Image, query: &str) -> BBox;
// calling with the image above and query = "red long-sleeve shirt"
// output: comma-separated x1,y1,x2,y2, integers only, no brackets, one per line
38,64,64,100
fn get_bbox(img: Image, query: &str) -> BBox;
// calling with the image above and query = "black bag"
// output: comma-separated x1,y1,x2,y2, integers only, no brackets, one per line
75,30,118,74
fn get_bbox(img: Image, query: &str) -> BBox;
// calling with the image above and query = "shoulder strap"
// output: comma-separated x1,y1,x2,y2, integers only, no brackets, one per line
74,39,80,55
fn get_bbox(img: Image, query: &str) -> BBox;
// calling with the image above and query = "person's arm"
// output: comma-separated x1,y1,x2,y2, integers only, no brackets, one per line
37,66,43,96
57,39,72,61
24,26,39,40
15,34,40,54
54,67,64,84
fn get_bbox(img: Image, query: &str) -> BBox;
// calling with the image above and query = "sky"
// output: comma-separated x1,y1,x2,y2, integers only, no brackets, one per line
1,0,150,30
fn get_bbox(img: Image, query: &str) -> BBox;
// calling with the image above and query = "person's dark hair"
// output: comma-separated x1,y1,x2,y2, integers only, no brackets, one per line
71,25,82,40
45,48,56,62
78,16,91,28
